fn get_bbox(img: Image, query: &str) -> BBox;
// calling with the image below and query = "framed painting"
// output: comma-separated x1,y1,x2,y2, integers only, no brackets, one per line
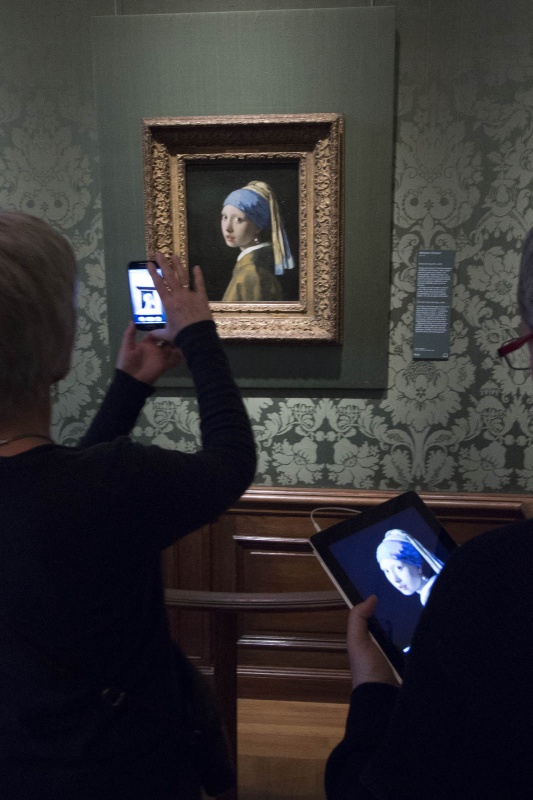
142,113,344,342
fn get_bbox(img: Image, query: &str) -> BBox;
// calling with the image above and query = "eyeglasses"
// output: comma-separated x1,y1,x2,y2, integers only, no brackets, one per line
498,331,533,370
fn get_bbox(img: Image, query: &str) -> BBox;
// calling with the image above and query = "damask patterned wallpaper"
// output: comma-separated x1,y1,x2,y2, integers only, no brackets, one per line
2,0,533,493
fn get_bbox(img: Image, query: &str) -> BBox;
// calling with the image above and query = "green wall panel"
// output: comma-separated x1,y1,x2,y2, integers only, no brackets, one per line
92,6,395,389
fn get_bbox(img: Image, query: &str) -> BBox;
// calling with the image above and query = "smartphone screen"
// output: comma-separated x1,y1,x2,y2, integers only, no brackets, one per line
127,261,167,330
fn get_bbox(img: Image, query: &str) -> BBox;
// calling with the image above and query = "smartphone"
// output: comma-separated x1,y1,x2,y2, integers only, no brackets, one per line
127,260,167,330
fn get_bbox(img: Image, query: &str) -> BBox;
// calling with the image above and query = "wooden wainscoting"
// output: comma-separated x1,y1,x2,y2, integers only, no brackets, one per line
163,488,532,703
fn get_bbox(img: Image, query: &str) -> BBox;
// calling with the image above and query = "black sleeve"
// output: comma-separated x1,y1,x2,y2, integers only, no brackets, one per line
83,320,257,549
173,319,256,489
325,683,398,800
79,369,154,447
135,319,256,546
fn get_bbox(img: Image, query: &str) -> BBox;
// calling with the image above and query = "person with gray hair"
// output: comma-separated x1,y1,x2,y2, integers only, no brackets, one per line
0,212,78,421
500,227,533,370
517,228,533,330
325,234,533,799
0,211,256,799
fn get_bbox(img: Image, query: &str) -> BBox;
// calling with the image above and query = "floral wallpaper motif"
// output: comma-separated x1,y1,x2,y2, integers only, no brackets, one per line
0,60,109,438
2,1,533,494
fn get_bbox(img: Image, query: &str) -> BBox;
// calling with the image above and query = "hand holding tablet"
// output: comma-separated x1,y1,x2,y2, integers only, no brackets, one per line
309,491,457,676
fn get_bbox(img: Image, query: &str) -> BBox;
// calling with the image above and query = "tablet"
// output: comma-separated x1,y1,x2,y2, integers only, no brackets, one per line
309,491,457,676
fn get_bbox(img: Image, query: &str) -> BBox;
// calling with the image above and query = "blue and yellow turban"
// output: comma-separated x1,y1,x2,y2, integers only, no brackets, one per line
223,181,294,276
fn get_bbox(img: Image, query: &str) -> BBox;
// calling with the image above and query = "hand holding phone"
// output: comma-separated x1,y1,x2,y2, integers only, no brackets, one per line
116,322,182,385
146,254,212,341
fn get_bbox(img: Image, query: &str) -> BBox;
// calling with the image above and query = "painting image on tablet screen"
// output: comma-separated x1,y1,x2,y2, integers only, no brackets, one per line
310,492,457,665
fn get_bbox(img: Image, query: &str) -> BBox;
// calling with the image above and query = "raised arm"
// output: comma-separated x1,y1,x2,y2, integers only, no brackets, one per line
80,253,211,447
80,323,182,447
106,254,256,544
80,254,256,534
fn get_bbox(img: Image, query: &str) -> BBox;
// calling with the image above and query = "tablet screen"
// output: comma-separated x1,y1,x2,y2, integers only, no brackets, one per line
310,492,457,674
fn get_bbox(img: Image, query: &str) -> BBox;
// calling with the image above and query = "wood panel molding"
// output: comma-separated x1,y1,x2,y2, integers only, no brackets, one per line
233,486,533,526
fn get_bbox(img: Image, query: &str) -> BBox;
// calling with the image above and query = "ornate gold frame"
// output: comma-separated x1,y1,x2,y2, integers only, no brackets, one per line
142,113,343,342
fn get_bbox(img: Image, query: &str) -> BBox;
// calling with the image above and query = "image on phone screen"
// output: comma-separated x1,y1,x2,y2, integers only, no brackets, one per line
128,261,167,330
